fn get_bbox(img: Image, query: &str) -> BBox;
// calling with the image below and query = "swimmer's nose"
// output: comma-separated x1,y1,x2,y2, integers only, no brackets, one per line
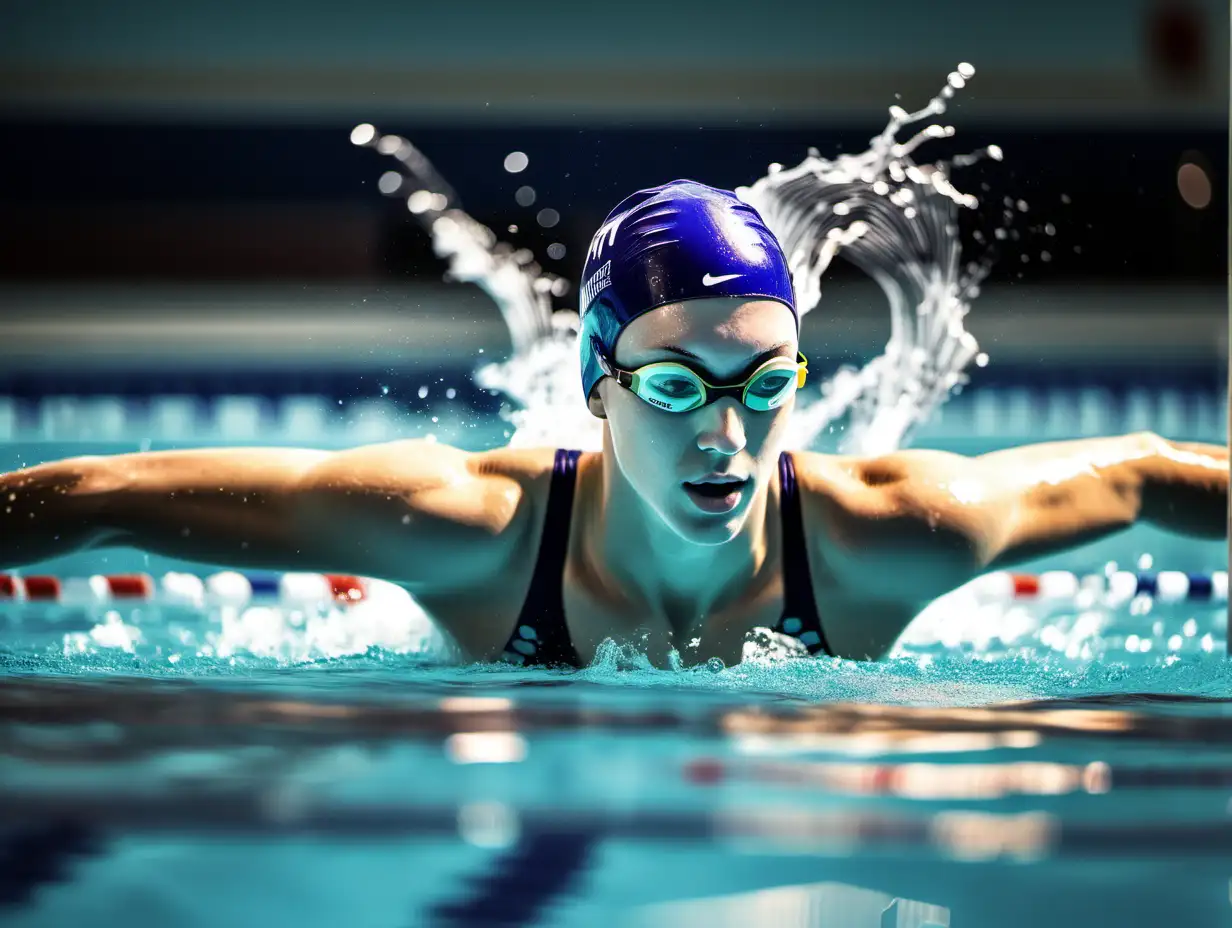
695,399,746,456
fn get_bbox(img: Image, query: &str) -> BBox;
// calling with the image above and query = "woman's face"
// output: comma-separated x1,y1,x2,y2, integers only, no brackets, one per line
596,297,799,545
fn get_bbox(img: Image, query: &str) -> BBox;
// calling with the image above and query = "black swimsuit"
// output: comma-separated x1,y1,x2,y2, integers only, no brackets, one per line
498,449,832,667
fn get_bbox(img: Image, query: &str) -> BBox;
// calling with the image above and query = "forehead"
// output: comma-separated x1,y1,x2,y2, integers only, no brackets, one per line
617,298,797,355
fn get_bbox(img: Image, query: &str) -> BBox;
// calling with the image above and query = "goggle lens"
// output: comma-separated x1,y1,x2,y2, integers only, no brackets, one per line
629,355,805,414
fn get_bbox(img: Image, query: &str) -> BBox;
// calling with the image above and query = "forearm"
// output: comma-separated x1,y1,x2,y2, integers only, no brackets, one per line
0,457,114,565
0,448,330,569
1138,437,1227,538
980,433,1227,568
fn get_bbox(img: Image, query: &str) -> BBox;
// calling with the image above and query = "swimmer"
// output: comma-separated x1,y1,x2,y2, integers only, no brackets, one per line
0,181,1226,666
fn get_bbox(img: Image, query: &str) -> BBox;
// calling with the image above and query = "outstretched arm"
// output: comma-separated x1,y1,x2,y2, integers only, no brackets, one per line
0,441,537,595
798,432,1227,659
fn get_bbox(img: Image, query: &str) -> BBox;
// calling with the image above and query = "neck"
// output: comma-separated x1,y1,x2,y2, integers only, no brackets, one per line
580,433,780,635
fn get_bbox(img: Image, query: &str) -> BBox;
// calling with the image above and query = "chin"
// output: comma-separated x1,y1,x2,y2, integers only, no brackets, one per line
668,501,751,546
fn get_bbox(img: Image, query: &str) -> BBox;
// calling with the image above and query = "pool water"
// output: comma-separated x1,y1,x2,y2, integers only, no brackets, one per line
0,519,1229,927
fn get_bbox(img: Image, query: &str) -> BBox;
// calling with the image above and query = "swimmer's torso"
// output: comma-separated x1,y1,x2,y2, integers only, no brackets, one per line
410,447,877,667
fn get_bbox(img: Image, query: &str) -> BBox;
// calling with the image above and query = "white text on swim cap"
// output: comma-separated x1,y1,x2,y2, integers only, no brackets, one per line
579,260,612,311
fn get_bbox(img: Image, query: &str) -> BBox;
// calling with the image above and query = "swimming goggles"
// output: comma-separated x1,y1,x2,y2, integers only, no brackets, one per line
597,348,808,413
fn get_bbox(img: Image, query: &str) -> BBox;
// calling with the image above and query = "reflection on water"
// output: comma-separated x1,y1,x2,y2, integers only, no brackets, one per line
3,674,1232,924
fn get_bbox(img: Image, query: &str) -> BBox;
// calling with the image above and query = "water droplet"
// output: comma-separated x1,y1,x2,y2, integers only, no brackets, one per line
504,151,529,173
378,171,403,195
515,185,536,207
1040,250,1052,262
975,353,989,367
418,385,429,399
546,243,566,260
536,208,560,228
507,224,518,234
1060,193,1072,204
350,124,376,146
407,190,435,214
1177,161,1212,209
1044,223,1056,236
381,385,390,395
446,388,457,399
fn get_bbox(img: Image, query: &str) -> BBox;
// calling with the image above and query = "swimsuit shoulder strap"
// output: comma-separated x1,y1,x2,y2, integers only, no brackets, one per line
771,450,832,656
500,449,583,667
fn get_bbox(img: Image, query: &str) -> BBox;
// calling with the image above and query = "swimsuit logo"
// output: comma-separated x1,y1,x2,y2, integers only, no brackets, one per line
579,260,612,311
702,273,743,287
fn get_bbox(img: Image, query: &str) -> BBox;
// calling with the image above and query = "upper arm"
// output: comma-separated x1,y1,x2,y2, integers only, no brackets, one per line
291,441,541,593
792,450,997,659
93,440,541,595
797,449,992,601
793,439,1161,658
801,440,1148,597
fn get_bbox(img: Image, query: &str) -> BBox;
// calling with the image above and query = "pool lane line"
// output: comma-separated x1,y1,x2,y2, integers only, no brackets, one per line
427,829,599,927
0,570,1227,609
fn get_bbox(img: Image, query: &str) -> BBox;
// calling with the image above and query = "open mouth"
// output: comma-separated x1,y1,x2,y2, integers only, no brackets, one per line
682,477,751,514
683,479,749,499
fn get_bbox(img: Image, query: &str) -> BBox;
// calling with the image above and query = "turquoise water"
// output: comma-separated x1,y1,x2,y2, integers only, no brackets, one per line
0,429,1229,927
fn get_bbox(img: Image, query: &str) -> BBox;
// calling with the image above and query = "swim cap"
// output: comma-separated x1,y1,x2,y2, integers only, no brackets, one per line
578,179,796,408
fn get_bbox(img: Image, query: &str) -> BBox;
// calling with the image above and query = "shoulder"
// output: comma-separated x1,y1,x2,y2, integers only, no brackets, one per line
302,440,570,590
786,448,994,602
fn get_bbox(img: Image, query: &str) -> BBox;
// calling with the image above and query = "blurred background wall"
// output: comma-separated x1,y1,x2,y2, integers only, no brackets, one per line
0,0,1226,455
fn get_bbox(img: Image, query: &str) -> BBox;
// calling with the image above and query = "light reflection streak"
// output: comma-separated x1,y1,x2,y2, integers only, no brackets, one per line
444,731,527,764
691,757,1112,799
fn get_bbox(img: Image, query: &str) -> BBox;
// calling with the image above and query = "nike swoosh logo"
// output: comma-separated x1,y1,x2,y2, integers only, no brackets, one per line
702,273,743,287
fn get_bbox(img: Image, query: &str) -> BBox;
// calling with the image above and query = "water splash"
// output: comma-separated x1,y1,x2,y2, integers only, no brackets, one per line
13,593,1227,705
350,124,593,448
739,63,1003,454
354,64,1001,455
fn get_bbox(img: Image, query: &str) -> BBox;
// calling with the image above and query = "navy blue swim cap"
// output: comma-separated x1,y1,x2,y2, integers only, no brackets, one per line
578,179,796,406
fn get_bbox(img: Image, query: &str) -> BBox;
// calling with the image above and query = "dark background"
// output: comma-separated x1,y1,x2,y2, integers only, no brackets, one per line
0,0,1225,418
